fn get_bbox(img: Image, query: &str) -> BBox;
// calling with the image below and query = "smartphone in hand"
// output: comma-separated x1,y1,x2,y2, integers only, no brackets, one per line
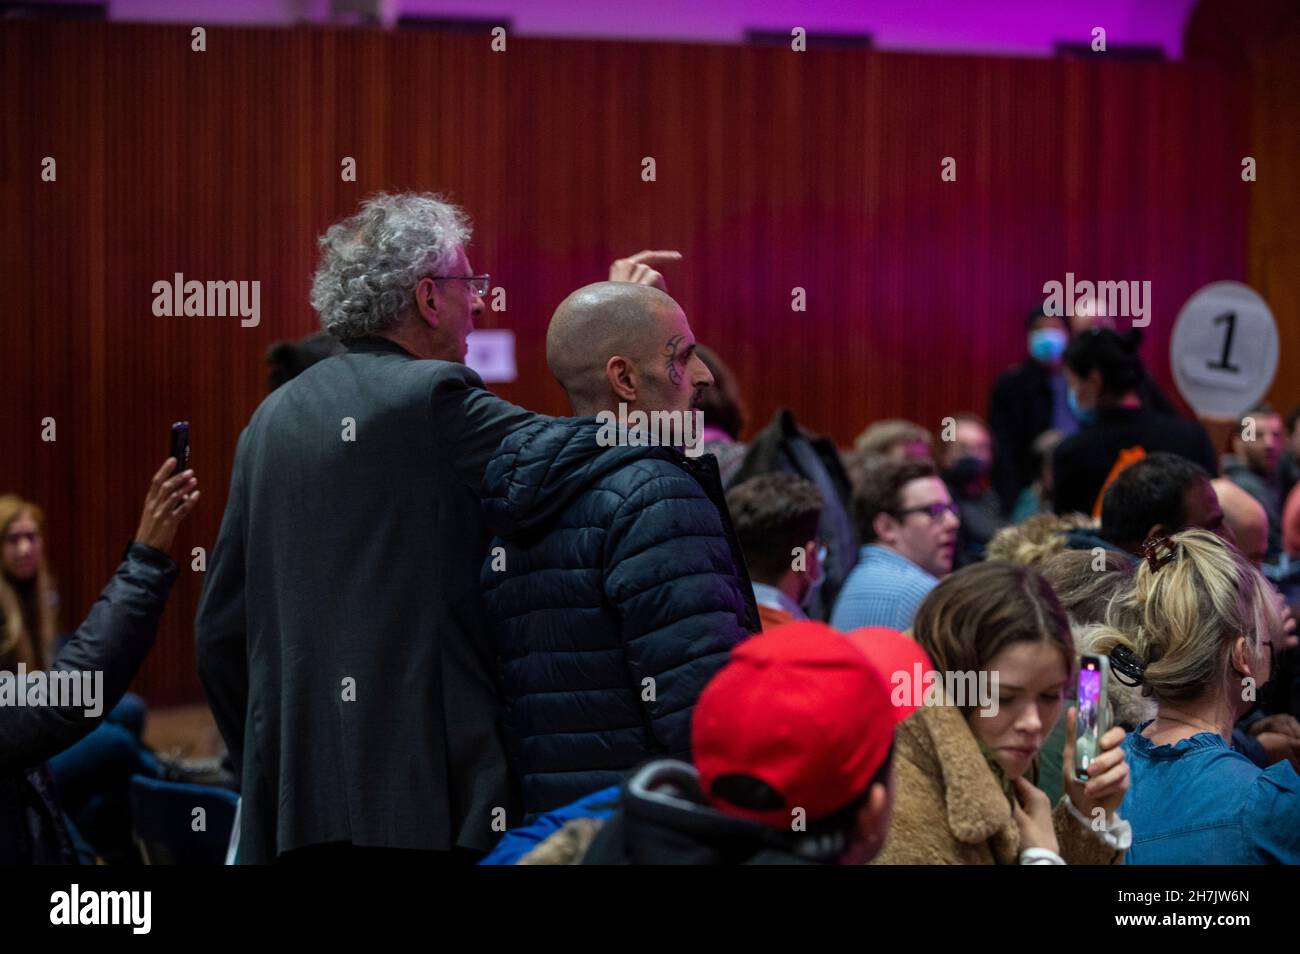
1074,654,1111,781
169,421,191,474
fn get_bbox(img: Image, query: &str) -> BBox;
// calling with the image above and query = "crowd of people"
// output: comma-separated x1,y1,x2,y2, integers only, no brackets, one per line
4,191,1299,865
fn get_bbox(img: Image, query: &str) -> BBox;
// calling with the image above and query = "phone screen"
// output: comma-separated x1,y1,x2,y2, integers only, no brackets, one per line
1075,660,1103,778
170,422,190,473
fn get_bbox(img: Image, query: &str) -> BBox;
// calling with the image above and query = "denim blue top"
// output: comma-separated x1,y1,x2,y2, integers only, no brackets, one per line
1120,722,1300,864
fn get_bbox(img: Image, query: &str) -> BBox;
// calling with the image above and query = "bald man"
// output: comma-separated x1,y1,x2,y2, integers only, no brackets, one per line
1212,478,1269,567
479,281,760,817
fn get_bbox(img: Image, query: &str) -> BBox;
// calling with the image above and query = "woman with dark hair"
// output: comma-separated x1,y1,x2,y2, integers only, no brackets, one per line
873,561,1131,864
1051,329,1217,518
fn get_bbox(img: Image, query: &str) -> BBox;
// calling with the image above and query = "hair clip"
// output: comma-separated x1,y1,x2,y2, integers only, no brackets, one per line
1141,534,1177,573
1108,646,1145,687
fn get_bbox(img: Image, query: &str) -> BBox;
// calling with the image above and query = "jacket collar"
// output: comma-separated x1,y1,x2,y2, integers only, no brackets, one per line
898,700,1019,859
344,335,417,358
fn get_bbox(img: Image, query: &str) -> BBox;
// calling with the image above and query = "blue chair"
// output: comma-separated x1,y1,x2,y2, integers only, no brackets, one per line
129,775,239,865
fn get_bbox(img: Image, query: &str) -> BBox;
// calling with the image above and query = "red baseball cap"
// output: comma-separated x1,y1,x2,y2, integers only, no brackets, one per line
692,621,931,829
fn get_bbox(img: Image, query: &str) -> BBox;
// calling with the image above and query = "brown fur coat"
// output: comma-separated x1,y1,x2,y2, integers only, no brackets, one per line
873,701,1123,865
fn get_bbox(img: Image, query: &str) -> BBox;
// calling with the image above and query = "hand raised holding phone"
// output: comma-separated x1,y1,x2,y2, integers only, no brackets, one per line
133,457,199,553
1062,706,1130,822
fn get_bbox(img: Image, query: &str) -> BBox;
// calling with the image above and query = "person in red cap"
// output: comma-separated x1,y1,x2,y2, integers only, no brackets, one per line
578,621,931,865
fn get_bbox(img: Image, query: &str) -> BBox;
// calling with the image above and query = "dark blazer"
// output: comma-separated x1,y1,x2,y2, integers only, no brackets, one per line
196,336,537,862
988,359,1057,514
1,543,177,864
480,417,759,816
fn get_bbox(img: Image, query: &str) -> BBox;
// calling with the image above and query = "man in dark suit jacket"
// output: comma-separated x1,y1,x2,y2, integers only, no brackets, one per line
195,193,538,862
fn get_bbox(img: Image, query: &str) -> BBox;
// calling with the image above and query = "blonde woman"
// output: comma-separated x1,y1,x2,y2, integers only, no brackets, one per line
874,561,1130,864
1090,529,1300,863
0,495,58,672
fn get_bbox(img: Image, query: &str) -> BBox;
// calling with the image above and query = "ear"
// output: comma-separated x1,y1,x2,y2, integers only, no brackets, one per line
853,778,893,857
873,511,898,545
414,276,440,329
1230,635,1257,680
605,355,638,403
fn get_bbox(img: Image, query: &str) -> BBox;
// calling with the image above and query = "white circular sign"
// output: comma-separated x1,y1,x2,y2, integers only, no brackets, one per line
1169,281,1277,418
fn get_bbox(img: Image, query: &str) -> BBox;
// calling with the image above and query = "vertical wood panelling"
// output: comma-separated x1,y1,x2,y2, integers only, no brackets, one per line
0,22,1275,704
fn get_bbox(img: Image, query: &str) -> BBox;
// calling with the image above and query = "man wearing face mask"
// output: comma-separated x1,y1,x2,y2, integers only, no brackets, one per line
988,308,1075,516
937,414,1007,567
725,474,826,628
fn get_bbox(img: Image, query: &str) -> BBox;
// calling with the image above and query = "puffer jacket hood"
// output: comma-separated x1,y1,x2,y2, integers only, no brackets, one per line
582,760,827,865
482,417,678,538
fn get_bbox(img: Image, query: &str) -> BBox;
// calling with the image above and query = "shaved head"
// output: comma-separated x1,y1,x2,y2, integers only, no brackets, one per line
1212,478,1269,567
547,281,692,414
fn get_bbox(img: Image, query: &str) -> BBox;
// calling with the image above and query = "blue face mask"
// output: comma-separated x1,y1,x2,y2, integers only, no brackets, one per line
1067,387,1096,426
1028,327,1068,365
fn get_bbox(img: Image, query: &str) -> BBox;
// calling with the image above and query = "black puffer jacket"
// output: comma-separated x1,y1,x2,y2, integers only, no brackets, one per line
1,543,177,863
581,760,824,865
481,417,759,816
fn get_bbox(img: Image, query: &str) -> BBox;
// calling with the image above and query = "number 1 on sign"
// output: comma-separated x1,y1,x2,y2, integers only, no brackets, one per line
1207,312,1240,373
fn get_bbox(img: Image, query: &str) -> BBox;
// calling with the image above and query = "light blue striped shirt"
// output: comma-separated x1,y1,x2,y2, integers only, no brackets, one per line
830,544,938,632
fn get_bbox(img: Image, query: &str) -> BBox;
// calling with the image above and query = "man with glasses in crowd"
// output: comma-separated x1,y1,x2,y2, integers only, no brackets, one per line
830,459,960,632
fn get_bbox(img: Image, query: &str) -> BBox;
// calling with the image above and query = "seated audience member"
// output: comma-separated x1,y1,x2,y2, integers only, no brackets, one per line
1075,452,1225,557
695,344,749,488
1,459,198,863
1052,329,1217,518
988,307,1075,515
1213,478,1269,568
1091,530,1300,863
1286,481,1300,558
831,459,957,632
1223,404,1286,561
1209,479,1300,767
0,496,57,672
725,473,825,629
845,419,933,488
1280,404,1300,501
577,622,924,865
874,562,1130,865
481,281,758,818
937,413,1006,566
988,453,1223,568
1009,430,1063,524
730,408,858,622
985,512,1092,568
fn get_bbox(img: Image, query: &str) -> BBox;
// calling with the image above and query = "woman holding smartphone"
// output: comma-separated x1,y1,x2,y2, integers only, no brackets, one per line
874,561,1131,864
0,458,197,864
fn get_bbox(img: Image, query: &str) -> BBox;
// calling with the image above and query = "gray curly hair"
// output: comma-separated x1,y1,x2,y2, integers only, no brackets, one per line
310,192,472,340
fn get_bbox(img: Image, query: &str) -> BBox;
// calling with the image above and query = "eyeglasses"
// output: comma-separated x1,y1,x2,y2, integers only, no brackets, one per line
895,502,959,522
429,274,491,297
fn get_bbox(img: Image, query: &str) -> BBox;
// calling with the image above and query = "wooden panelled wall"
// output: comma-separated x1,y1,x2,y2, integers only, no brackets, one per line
2,21,1290,704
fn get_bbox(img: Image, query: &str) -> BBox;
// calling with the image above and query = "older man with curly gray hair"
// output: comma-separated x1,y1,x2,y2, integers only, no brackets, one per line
197,192,539,864
309,192,481,359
